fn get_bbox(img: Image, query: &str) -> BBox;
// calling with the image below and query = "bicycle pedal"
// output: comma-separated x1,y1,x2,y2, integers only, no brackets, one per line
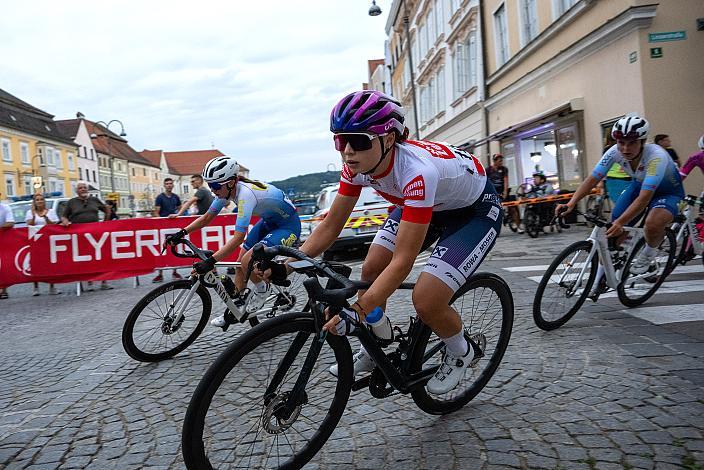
351,375,371,392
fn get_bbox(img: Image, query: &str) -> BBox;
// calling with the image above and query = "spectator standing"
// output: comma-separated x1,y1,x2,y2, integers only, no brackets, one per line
105,200,120,220
170,174,213,217
654,134,681,167
152,178,183,282
487,153,523,233
25,193,61,296
0,190,15,299
61,181,113,291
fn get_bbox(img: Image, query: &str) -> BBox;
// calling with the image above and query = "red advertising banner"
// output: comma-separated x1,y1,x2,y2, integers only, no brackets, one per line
0,215,245,288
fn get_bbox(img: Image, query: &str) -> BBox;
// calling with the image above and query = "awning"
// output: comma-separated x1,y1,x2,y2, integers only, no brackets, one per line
458,98,584,150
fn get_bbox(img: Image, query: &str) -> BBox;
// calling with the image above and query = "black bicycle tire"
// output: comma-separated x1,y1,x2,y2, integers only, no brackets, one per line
182,312,354,470
533,240,598,331
524,210,540,238
617,230,676,307
122,280,211,362
409,273,514,415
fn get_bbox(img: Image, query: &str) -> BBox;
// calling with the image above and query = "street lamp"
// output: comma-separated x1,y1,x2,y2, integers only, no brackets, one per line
90,119,126,201
369,0,421,139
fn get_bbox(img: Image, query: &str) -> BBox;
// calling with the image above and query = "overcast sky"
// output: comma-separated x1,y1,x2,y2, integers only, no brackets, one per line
1,1,390,181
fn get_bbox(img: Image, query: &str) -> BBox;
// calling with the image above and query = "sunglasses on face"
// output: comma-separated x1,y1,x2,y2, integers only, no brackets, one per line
333,132,386,152
208,180,232,191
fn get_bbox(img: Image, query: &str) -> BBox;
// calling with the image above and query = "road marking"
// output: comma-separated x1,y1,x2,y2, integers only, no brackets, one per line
622,303,704,324
516,263,702,278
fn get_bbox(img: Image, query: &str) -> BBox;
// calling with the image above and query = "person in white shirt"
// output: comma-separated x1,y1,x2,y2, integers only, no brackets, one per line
0,190,15,299
25,193,61,296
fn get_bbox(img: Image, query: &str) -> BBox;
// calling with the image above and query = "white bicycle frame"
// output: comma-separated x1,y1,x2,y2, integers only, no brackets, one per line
562,224,645,293
674,198,704,256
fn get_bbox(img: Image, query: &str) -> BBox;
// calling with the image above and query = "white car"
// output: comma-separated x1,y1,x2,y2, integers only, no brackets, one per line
309,184,391,260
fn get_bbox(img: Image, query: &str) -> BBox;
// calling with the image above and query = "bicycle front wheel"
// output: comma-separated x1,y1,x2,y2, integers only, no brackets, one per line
617,230,676,307
410,273,514,415
533,240,598,331
182,312,354,470
122,280,211,362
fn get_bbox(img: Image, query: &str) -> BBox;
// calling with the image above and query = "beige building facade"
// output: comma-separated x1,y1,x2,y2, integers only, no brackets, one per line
481,0,704,193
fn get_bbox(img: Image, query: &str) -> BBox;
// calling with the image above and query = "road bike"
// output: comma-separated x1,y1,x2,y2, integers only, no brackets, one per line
181,244,514,469
121,239,307,362
669,194,704,274
532,210,676,331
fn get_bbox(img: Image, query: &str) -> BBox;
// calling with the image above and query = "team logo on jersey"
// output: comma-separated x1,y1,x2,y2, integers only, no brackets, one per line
431,245,448,258
646,158,660,177
341,164,355,182
403,175,426,200
382,218,399,235
406,140,454,159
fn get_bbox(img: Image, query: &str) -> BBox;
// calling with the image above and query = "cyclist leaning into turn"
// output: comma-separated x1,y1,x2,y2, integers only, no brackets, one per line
163,156,301,327
556,114,684,295
263,90,503,395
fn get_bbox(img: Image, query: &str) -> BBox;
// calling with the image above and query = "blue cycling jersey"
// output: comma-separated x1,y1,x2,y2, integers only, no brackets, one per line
592,144,683,195
208,181,298,233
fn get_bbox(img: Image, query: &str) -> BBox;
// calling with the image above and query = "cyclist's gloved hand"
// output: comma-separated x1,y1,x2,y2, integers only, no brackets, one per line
164,229,187,248
323,307,359,336
255,260,289,286
193,256,217,275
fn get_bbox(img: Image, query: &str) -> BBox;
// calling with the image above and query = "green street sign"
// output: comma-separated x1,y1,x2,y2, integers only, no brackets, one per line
648,31,686,42
629,51,637,63
650,47,663,58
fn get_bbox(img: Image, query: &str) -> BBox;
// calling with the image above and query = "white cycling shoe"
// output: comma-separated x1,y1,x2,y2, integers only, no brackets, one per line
426,339,474,395
210,314,228,328
329,348,375,377
245,284,271,314
630,251,657,275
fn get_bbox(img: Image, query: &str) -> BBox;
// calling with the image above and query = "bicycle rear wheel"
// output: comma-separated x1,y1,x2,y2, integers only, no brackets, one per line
182,312,353,469
533,241,598,331
617,230,676,307
410,273,513,415
122,280,211,362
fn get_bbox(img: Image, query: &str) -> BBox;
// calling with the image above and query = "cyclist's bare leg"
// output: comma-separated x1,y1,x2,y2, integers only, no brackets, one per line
510,206,521,227
644,208,673,248
412,273,461,338
360,243,393,311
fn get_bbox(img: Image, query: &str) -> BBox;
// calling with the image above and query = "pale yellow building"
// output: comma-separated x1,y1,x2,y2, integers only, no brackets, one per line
480,0,703,193
0,88,79,201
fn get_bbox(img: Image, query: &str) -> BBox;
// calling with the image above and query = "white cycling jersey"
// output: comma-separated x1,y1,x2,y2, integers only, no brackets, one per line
338,140,488,224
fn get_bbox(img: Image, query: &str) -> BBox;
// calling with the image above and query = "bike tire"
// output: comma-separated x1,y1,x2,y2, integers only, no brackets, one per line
182,312,354,470
524,209,540,238
617,230,676,307
409,273,514,415
533,240,598,331
122,280,211,362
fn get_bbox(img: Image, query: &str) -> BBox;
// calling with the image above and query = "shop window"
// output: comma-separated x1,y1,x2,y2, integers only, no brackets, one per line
555,125,582,191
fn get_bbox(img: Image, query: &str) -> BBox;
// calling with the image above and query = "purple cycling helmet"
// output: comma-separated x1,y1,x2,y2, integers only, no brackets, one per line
330,90,405,136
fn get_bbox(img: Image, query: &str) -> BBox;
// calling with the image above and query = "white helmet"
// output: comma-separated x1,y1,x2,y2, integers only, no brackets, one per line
611,114,649,141
202,155,240,184
698,134,704,150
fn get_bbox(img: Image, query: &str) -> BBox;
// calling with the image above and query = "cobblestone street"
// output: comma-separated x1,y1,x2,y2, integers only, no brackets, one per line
2,225,703,469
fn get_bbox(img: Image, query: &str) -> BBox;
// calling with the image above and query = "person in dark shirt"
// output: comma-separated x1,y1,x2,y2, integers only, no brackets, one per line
654,134,680,167
61,181,113,290
171,174,214,216
152,177,183,282
487,154,523,233
105,200,120,220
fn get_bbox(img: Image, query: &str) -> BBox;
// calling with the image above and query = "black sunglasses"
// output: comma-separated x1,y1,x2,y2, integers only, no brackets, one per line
333,132,387,152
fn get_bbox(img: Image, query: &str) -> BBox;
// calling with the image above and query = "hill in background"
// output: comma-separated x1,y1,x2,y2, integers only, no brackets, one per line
268,171,339,198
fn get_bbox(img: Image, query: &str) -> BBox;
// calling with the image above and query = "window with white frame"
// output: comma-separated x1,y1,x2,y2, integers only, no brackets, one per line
554,0,578,17
55,150,63,169
450,0,460,15
436,67,445,113
68,153,75,170
435,0,443,37
453,32,477,98
1,139,11,162
520,0,539,46
23,176,32,195
20,142,29,165
45,146,55,166
428,8,436,47
5,174,16,196
494,4,510,66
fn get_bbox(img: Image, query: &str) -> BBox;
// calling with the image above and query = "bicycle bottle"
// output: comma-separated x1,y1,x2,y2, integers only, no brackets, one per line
220,275,237,298
365,307,393,341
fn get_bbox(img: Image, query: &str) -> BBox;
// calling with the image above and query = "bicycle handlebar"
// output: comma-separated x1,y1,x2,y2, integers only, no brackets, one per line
251,243,369,307
169,238,213,261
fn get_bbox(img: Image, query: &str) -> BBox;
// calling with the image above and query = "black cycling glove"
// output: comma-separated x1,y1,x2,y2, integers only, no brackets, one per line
256,260,289,286
193,256,217,275
165,228,187,246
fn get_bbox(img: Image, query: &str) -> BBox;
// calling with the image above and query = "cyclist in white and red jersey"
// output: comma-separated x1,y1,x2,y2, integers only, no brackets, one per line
276,90,503,394
557,114,684,286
